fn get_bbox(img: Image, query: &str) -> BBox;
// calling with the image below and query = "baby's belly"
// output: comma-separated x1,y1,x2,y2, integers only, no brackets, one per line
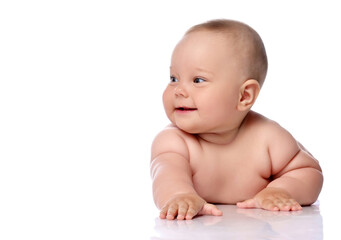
192,170,270,204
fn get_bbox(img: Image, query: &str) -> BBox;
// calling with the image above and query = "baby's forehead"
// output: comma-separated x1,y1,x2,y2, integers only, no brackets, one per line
185,29,249,49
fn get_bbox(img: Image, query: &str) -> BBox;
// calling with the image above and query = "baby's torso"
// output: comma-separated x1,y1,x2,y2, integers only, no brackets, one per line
180,114,273,204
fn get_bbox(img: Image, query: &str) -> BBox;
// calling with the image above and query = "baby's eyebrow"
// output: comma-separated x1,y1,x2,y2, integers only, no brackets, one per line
194,67,214,76
169,66,214,77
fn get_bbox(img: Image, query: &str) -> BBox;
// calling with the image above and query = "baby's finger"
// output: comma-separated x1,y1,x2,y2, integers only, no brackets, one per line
199,203,223,216
160,206,168,219
237,199,257,209
288,199,302,210
275,198,302,211
261,199,279,211
177,202,189,220
210,205,223,216
287,200,302,211
185,204,199,220
166,203,178,220
276,200,291,211
293,202,302,211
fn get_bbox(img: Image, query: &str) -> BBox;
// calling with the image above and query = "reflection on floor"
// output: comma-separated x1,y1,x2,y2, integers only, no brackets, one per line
151,203,322,240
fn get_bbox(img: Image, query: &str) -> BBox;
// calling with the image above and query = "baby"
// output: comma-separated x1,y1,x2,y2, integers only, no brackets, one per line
150,19,323,220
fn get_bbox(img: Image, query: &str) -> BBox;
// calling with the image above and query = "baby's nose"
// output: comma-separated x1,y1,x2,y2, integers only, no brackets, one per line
174,85,189,98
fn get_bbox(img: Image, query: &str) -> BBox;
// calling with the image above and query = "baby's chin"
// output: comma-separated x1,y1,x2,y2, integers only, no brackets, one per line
173,122,203,134
167,115,209,134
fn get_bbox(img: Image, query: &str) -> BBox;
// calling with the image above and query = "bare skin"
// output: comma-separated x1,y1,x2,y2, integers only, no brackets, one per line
151,113,322,220
150,27,323,220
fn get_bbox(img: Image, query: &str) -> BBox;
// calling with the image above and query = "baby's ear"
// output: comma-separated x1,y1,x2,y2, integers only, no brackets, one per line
237,79,260,111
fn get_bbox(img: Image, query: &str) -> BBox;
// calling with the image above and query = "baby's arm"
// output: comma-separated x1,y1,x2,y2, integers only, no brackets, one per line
151,128,222,220
238,122,323,211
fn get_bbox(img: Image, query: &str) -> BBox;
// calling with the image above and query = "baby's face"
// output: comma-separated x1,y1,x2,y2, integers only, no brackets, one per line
163,30,246,134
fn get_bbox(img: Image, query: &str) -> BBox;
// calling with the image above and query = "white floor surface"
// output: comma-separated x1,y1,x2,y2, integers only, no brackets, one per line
149,202,336,240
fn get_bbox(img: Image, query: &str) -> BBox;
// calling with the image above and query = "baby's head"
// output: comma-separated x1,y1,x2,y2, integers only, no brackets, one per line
163,19,268,135
185,19,268,86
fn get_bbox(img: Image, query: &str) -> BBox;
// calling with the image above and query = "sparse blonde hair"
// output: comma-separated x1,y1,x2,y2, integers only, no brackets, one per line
186,19,268,86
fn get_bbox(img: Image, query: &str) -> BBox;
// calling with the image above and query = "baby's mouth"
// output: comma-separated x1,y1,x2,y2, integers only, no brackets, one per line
175,107,197,112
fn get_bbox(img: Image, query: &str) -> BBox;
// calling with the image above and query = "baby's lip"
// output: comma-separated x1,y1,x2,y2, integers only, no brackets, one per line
175,106,197,111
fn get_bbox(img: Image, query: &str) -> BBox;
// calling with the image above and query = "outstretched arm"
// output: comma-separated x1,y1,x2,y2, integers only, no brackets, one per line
238,122,323,211
151,128,222,219
151,151,197,209
266,148,323,206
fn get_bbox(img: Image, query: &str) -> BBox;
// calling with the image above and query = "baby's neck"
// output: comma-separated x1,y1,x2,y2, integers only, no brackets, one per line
197,127,241,145
197,114,248,145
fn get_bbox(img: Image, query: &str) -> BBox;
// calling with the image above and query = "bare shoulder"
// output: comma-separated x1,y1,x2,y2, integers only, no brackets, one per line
243,111,292,141
151,124,193,161
245,111,297,144
247,111,322,176
244,111,300,168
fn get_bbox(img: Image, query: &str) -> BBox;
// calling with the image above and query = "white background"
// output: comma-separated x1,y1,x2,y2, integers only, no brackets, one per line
1,0,340,239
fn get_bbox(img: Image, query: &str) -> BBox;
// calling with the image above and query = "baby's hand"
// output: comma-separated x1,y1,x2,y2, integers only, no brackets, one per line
160,193,222,220
237,187,302,211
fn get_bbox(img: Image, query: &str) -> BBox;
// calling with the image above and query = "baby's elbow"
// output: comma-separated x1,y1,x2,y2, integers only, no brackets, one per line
316,168,324,193
312,165,324,191
302,168,323,205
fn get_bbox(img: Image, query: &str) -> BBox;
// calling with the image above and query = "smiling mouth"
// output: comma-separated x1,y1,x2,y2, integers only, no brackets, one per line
175,107,197,112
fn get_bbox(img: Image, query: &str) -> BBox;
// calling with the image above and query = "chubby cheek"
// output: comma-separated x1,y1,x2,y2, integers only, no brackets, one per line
162,89,174,122
198,94,237,122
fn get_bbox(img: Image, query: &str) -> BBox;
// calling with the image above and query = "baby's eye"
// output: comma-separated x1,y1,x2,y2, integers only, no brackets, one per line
170,76,179,83
193,78,206,83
